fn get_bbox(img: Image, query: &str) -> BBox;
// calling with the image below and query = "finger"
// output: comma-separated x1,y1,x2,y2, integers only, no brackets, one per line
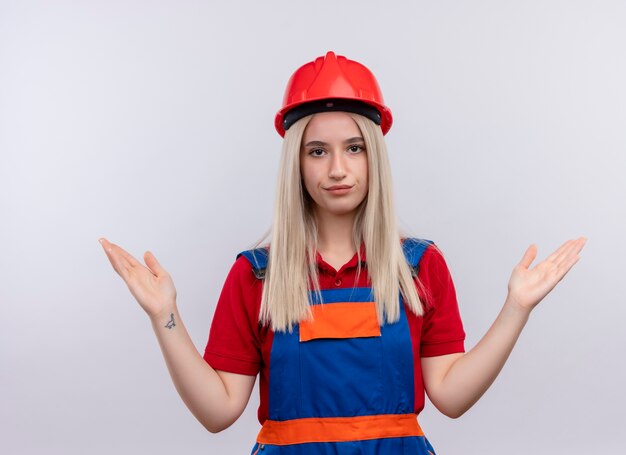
100,238,139,280
552,237,587,266
573,236,587,253
545,239,575,264
518,244,537,269
144,250,166,277
552,252,582,283
99,238,129,278
99,237,120,265
556,237,586,269
113,243,142,269
561,251,582,273
99,237,116,256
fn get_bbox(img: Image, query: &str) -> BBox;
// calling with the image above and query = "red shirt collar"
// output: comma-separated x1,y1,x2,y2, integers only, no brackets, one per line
314,243,367,274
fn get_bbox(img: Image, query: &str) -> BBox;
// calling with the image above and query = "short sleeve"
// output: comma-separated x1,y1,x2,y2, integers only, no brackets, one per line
202,256,264,376
417,245,466,357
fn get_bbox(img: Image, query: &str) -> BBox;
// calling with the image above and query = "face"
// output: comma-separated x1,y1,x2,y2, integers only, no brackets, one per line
300,111,369,219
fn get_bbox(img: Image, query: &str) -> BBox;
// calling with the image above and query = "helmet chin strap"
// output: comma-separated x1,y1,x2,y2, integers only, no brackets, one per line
282,98,382,133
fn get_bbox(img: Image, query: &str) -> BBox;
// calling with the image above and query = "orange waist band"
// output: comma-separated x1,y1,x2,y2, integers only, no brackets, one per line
257,413,424,446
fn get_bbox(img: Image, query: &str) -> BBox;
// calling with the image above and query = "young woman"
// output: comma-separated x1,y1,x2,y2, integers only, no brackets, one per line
99,51,586,454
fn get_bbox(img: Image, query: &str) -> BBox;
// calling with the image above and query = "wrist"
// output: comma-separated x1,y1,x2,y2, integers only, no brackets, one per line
150,302,178,326
503,295,533,321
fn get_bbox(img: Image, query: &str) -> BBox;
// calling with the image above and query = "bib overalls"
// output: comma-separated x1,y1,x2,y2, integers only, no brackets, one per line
240,239,437,455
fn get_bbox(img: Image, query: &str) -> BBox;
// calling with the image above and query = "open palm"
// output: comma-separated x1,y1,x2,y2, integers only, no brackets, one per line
507,237,586,311
99,237,177,319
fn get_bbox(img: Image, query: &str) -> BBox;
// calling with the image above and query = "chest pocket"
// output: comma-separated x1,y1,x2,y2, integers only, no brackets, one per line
299,301,381,341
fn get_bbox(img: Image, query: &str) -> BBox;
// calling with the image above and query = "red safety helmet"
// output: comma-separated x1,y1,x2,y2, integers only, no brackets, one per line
275,51,393,137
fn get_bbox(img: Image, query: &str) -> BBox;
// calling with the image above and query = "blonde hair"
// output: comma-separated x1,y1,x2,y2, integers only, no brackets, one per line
259,113,424,332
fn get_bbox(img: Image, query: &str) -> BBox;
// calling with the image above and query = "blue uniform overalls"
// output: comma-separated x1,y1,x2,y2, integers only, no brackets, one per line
239,239,437,455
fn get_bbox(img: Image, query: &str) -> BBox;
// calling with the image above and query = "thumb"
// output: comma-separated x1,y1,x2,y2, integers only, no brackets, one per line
518,244,537,269
144,250,166,276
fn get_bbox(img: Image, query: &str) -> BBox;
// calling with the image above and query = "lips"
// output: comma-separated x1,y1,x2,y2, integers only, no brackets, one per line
325,185,353,191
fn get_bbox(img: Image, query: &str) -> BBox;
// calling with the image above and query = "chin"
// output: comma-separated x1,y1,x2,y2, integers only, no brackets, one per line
324,205,362,217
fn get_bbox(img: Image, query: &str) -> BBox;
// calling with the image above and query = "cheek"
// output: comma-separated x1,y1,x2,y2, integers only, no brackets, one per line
360,159,369,191
300,166,315,196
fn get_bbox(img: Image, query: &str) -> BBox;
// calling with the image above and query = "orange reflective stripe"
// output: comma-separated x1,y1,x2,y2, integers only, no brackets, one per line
299,302,380,342
256,414,424,445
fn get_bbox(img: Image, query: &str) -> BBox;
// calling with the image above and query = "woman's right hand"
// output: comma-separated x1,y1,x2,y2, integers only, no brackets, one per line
99,237,177,320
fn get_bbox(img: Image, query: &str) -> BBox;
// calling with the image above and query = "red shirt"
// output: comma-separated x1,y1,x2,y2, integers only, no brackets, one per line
203,243,465,424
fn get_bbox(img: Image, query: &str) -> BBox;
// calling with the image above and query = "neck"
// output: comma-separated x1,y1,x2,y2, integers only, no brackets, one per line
314,209,357,257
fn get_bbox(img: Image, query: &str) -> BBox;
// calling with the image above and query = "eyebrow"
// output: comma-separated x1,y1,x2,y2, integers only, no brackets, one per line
303,137,365,147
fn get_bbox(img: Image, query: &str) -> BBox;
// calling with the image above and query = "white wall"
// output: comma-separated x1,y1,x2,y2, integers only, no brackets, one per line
1,1,624,453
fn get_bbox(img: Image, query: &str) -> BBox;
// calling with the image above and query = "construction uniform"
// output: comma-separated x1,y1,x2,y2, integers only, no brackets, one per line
203,239,465,454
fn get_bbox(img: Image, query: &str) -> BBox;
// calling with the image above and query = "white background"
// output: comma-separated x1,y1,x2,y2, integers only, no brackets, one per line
1,1,625,453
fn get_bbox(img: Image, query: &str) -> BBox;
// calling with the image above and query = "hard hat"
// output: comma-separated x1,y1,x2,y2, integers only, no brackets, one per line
275,51,393,137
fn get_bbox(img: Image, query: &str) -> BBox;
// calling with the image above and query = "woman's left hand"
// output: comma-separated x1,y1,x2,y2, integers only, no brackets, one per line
506,237,587,313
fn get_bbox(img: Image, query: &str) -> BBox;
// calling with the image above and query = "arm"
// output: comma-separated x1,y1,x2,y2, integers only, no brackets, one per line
99,238,255,432
422,237,586,419
150,306,256,432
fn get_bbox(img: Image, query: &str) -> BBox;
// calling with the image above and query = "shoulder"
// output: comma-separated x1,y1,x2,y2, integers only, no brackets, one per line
401,237,448,270
227,253,258,279
415,242,456,308
401,237,433,265
218,248,268,302
420,242,449,270
401,238,455,306
236,246,269,279
401,236,446,262
212,250,266,327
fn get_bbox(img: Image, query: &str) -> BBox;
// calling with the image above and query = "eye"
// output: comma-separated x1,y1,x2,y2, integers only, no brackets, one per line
308,148,326,157
347,144,365,153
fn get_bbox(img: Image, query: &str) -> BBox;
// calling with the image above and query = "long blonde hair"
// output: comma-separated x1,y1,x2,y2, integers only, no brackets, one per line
259,113,424,332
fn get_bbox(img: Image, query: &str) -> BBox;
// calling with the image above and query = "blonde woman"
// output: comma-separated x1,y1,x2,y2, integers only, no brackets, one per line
99,51,586,454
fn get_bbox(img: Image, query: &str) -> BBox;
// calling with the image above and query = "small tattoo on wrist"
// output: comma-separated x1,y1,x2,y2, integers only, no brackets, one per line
165,313,176,329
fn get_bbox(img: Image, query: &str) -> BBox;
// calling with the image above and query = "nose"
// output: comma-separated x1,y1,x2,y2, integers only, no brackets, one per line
328,151,347,180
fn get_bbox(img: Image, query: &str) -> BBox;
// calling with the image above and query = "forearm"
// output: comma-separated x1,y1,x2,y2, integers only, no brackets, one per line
149,305,241,432
423,237,585,418
430,299,531,417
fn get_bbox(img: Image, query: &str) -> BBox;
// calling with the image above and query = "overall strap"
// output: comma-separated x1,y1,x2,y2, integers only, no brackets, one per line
238,238,433,281
237,247,269,280
401,238,434,278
